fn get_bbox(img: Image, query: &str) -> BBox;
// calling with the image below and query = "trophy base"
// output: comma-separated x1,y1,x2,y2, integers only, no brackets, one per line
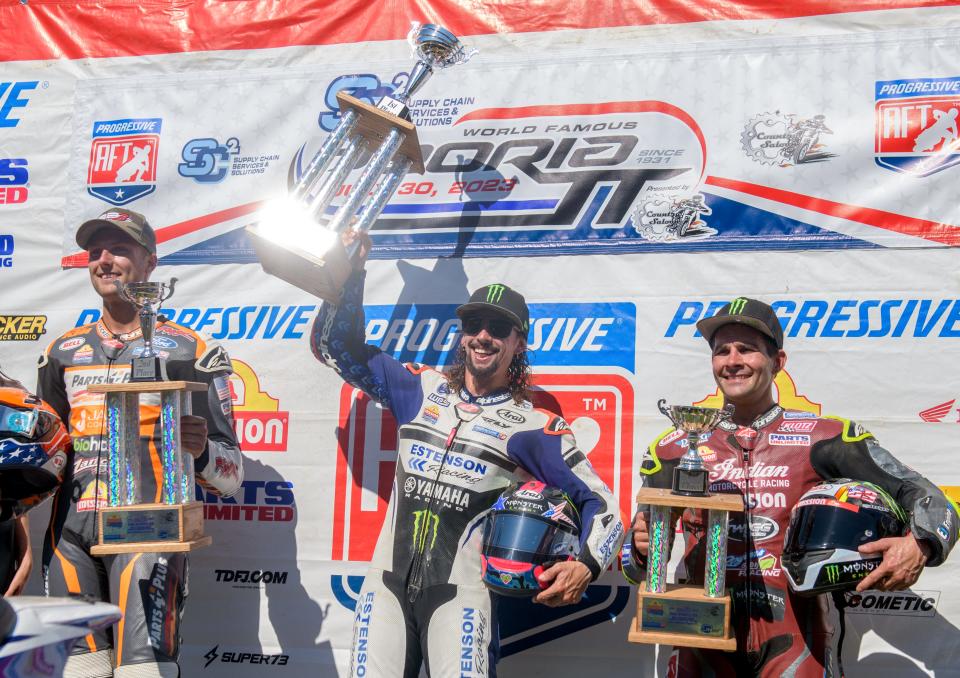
92,501,209,555
672,466,709,497
628,583,736,652
131,355,167,382
246,225,353,303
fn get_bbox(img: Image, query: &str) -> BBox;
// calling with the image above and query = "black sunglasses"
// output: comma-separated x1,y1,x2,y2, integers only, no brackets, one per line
461,316,515,339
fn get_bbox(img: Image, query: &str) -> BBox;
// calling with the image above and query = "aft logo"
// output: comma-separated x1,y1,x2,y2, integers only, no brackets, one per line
0,81,38,128
87,118,162,205
0,159,28,205
229,360,289,452
331,372,634,562
875,77,960,177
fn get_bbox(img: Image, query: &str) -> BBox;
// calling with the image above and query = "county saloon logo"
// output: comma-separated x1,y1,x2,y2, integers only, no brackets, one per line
229,360,289,452
875,77,960,177
87,118,162,205
292,99,707,258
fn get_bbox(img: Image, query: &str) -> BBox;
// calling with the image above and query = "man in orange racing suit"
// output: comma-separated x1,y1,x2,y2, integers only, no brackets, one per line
622,297,957,677
37,209,243,678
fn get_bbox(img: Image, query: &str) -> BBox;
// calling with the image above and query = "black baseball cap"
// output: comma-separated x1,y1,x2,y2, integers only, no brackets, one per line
696,297,784,349
76,209,157,254
456,283,530,334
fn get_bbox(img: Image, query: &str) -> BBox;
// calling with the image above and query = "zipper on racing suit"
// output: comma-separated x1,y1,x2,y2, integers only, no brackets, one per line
406,402,481,602
740,435,754,652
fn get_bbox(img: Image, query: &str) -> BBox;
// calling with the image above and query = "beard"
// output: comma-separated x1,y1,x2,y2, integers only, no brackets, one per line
464,342,504,383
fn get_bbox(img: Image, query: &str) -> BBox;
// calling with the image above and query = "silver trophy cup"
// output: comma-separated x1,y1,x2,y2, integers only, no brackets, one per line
115,279,177,382
247,22,476,302
657,400,733,496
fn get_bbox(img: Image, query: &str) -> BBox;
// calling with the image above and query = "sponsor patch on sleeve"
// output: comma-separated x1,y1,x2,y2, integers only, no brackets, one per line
196,344,232,373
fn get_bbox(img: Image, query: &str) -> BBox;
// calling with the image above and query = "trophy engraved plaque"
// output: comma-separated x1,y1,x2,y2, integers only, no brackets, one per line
627,401,742,651
247,22,476,302
89,380,211,554
114,279,177,382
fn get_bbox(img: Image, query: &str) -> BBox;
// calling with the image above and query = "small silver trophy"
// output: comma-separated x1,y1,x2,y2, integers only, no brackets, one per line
114,279,177,382
247,22,476,302
657,400,733,497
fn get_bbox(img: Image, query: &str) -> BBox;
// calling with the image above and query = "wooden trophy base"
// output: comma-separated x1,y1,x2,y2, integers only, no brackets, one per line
628,583,736,651
92,501,211,555
246,226,353,303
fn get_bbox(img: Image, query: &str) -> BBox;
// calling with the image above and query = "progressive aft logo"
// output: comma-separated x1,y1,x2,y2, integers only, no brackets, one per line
87,118,161,205
0,159,28,205
293,100,706,257
875,76,960,177
229,360,289,452
331,371,634,561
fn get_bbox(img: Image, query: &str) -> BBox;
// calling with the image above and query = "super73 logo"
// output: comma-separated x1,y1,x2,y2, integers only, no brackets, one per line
412,509,440,553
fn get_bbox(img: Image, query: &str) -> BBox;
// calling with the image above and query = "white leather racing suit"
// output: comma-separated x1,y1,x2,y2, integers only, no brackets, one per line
311,271,624,677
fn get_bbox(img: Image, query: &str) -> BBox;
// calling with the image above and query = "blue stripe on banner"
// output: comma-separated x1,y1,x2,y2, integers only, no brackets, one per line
161,192,878,266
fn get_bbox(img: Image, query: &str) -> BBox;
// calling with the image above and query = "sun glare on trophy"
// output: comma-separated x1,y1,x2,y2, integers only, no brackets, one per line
255,197,338,257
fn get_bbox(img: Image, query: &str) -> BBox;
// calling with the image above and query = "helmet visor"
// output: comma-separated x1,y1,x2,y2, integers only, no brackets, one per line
483,512,576,564
785,500,900,554
0,405,38,439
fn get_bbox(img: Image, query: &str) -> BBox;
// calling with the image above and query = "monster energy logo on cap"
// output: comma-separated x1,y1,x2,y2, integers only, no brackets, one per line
486,284,506,304
694,296,785,349
456,282,530,334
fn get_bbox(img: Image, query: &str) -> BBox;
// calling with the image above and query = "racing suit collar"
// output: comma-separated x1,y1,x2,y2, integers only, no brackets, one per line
458,387,513,406
751,404,783,430
95,318,142,343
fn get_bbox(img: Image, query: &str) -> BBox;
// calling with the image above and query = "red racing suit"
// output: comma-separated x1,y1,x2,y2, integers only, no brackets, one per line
36,318,243,669
626,405,957,678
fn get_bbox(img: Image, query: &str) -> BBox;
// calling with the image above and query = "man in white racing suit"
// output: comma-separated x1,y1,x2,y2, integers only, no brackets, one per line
311,237,624,677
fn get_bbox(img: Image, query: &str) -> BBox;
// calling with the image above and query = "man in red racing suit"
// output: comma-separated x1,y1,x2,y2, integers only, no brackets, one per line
37,209,243,678
623,297,957,677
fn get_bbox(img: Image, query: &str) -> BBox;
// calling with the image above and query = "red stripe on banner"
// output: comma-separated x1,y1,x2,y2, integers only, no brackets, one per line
705,175,960,246
458,101,707,181
60,200,265,268
1,1,958,62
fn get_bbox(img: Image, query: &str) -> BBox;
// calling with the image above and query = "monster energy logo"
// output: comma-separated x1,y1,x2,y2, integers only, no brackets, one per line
486,284,506,303
412,509,440,553
729,297,748,315
825,564,840,585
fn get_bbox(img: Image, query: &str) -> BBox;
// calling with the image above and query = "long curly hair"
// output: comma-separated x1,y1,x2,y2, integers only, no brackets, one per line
445,343,532,405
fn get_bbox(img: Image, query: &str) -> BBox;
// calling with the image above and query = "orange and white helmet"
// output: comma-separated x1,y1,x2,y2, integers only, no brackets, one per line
0,387,69,518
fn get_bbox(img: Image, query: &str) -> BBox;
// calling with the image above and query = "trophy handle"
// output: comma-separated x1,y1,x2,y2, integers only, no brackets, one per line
160,277,178,303
657,399,671,419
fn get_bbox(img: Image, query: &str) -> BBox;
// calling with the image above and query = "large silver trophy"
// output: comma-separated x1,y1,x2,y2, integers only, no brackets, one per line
247,23,476,302
627,400,742,650
89,277,210,554
658,400,732,497
114,279,177,382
